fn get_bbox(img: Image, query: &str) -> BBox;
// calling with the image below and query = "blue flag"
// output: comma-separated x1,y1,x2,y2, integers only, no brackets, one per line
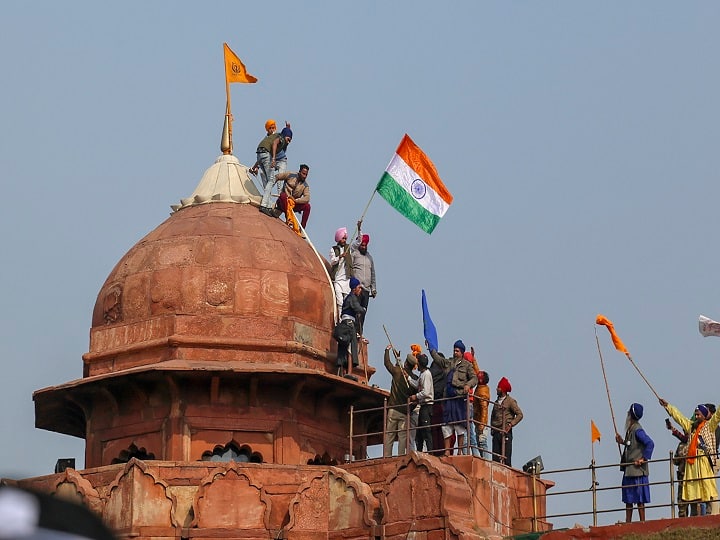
422,289,438,351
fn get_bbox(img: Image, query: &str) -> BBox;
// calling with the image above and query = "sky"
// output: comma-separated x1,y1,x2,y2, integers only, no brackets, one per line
1,0,720,529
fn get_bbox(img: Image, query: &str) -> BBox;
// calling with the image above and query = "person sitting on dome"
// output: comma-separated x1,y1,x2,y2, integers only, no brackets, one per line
274,164,311,229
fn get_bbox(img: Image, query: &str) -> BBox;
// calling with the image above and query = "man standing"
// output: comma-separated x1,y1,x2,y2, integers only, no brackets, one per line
615,403,654,522
275,164,311,229
253,128,292,214
329,227,352,317
351,223,376,335
660,398,719,517
410,353,434,453
430,340,478,456
490,377,523,466
334,277,365,375
383,345,417,457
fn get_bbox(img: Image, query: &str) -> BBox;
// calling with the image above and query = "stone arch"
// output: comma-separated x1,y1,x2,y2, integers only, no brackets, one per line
284,466,378,538
104,459,177,531
307,451,338,466
192,464,270,531
52,469,103,516
111,442,156,464
380,452,479,538
200,441,262,463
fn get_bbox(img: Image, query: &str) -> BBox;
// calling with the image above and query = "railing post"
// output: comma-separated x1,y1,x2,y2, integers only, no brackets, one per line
348,404,354,461
466,395,471,456
382,398,388,457
591,459,597,526
406,398,411,454
669,449,676,519
531,470,538,532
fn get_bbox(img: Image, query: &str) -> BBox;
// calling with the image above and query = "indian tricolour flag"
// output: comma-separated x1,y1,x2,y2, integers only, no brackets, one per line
376,134,452,234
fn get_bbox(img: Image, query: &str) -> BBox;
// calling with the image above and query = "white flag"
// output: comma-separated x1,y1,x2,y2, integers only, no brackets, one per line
699,315,720,337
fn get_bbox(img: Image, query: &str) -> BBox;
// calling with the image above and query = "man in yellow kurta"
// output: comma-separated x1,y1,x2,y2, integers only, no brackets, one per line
660,398,719,515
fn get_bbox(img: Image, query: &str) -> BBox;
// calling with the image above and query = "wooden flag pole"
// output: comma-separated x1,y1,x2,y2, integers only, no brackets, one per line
625,353,661,400
594,327,622,457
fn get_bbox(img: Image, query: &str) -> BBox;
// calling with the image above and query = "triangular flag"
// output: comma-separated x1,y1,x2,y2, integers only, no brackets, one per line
223,43,257,84
591,419,601,443
595,314,629,354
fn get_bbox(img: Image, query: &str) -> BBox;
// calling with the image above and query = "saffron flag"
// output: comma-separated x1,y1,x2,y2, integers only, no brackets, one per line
591,420,601,443
595,314,629,354
376,134,452,234
699,315,720,337
223,43,257,84
422,289,439,352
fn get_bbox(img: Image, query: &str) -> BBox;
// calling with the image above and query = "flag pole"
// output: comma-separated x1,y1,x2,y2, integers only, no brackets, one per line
624,353,661,400
223,44,233,154
594,327,622,457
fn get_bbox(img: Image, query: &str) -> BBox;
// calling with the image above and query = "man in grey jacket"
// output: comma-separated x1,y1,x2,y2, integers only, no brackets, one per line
351,222,376,334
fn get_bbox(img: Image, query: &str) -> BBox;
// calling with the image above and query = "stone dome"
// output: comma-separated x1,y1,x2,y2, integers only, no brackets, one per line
84,201,336,377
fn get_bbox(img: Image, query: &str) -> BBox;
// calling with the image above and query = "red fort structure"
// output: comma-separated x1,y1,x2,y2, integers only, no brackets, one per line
12,139,551,539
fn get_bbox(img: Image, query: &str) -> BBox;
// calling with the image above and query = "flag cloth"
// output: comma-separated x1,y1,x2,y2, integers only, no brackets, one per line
699,315,720,337
376,134,452,234
422,289,439,352
595,314,629,354
223,43,257,84
591,420,601,443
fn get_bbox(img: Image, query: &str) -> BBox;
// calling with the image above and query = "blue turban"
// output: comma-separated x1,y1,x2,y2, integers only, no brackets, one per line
453,340,466,354
630,403,644,420
349,277,361,289
280,127,293,139
697,404,710,419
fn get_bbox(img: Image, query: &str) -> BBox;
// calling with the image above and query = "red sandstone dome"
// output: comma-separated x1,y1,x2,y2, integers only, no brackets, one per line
87,201,335,377
34,154,383,467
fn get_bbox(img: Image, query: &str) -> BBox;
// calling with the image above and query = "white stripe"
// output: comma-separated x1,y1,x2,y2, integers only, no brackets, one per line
385,154,450,217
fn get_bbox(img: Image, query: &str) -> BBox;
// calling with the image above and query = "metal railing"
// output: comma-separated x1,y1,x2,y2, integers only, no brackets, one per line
347,395,720,530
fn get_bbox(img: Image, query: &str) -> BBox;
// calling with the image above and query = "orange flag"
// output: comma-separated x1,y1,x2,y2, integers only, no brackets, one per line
595,314,629,354
591,420,602,443
224,43,257,84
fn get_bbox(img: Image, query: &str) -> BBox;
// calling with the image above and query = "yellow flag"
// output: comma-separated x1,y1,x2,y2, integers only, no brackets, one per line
591,419,601,443
595,314,629,354
224,43,257,84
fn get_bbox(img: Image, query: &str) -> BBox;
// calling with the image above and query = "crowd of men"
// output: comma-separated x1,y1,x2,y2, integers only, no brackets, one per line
381,339,522,465
615,399,720,523
247,120,527,467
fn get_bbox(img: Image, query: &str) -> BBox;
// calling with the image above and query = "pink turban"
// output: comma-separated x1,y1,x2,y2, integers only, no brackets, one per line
334,227,347,242
361,234,370,245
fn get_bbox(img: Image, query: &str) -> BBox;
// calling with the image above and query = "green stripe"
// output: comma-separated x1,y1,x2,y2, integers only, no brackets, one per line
376,173,441,234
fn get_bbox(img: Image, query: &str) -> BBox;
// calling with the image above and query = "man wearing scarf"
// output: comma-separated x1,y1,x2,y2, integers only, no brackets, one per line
615,403,654,522
660,398,719,516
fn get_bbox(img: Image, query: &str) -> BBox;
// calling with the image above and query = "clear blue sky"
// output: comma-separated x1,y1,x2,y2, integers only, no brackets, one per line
2,1,719,528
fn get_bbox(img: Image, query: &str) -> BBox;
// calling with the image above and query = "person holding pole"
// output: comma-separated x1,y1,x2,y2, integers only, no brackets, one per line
660,398,719,516
383,344,417,457
615,403,654,523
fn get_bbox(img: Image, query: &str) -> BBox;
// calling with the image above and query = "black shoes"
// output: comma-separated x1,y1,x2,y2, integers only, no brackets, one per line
259,206,283,218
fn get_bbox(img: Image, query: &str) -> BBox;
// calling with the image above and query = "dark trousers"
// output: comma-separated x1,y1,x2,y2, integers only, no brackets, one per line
492,429,513,466
357,288,370,334
416,403,433,452
276,192,311,228
335,323,358,373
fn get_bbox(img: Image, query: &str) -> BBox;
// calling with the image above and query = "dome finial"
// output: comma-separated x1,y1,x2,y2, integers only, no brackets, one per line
221,113,232,155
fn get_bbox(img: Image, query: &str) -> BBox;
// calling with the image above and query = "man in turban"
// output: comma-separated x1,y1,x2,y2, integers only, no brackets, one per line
329,227,352,317
490,376,523,466
660,398,718,516
351,221,376,335
615,403,654,522
429,340,478,456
